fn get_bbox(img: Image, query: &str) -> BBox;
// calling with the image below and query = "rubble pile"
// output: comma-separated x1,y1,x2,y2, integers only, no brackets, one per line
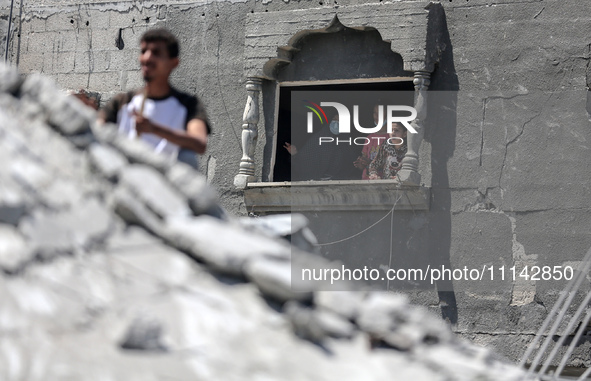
0,63,531,380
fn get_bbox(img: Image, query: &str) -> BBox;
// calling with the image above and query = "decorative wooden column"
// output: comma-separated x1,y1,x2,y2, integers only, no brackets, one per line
234,78,262,189
397,70,430,186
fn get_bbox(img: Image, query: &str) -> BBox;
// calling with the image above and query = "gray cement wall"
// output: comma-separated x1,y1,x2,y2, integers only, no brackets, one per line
3,0,591,368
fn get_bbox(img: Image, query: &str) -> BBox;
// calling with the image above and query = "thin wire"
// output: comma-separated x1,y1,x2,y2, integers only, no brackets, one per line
538,289,591,375
554,306,591,378
527,262,591,375
315,193,402,247
521,245,591,376
577,365,591,380
520,244,591,368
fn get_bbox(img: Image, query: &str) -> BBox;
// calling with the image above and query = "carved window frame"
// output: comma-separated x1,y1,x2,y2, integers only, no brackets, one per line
237,4,447,212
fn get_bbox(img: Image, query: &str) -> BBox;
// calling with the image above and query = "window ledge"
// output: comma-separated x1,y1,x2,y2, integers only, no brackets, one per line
244,180,430,213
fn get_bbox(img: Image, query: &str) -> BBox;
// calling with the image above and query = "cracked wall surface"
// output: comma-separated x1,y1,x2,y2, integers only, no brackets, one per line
2,0,591,368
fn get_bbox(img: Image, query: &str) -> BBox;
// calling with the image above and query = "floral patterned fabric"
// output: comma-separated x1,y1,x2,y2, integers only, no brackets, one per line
368,143,407,179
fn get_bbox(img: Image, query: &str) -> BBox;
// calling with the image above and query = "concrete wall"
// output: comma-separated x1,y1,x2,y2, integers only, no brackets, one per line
3,0,591,366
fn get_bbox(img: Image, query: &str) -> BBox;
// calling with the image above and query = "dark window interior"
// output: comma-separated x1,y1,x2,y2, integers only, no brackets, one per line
272,80,414,182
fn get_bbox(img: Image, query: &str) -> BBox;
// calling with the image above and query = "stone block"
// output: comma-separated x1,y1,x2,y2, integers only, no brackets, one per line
111,136,173,172
56,73,89,90
73,50,92,73
90,28,121,52
112,186,164,236
314,290,366,321
284,301,356,343
109,49,142,71
83,10,109,32
18,52,44,73
45,12,78,32
47,95,94,135
165,215,291,275
239,213,318,252
104,225,162,252
19,197,113,259
93,50,112,72
119,164,190,219
88,143,128,181
19,72,60,109
244,257,312,302
0,224,33,272
87,71,121,93
119,315,167,351
23,17,46,33
90,121,118,144
53,51,76,74
40,178,85,209
9,156,53,191
26,31,56,53
0,181,27,225
165,161,218,215
109,12,139,29
56,31,77,52
157,5,167,20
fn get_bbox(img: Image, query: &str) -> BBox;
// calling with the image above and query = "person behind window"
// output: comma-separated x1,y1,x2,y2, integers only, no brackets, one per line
353,104,389,179
368,122,407,180
284,114,344,181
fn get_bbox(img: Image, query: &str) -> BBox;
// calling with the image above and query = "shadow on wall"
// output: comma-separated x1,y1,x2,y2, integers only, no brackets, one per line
424,3,459,325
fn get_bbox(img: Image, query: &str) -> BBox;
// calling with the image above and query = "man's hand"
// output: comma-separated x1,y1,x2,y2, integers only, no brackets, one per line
132,110,208,154
353,155,370,169
133,110,155,135
369,173,380,180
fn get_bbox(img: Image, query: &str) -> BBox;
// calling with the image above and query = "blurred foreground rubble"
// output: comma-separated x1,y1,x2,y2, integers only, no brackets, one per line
0,63,533,381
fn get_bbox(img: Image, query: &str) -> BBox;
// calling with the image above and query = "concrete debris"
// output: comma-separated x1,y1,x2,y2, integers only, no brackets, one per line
119,165,191,219
0,224,33,273
119,315,167,352
165,215,291,275
0,180,27,225
239,213,319,252
0,63,534,381
88,143,129,181
245,257,312,302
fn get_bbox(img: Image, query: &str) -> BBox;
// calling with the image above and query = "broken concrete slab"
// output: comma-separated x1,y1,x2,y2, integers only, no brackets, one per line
165,215,291,275
244,257,312,302
19,197,113,259
119,164,191,219
0,224,33,273
88,143,129,181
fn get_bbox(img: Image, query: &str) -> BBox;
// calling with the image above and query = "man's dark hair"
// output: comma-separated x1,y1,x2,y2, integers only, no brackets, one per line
141,28,180,58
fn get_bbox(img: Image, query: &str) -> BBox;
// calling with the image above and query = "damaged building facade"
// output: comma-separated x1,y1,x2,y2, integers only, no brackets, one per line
2,0,591,371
